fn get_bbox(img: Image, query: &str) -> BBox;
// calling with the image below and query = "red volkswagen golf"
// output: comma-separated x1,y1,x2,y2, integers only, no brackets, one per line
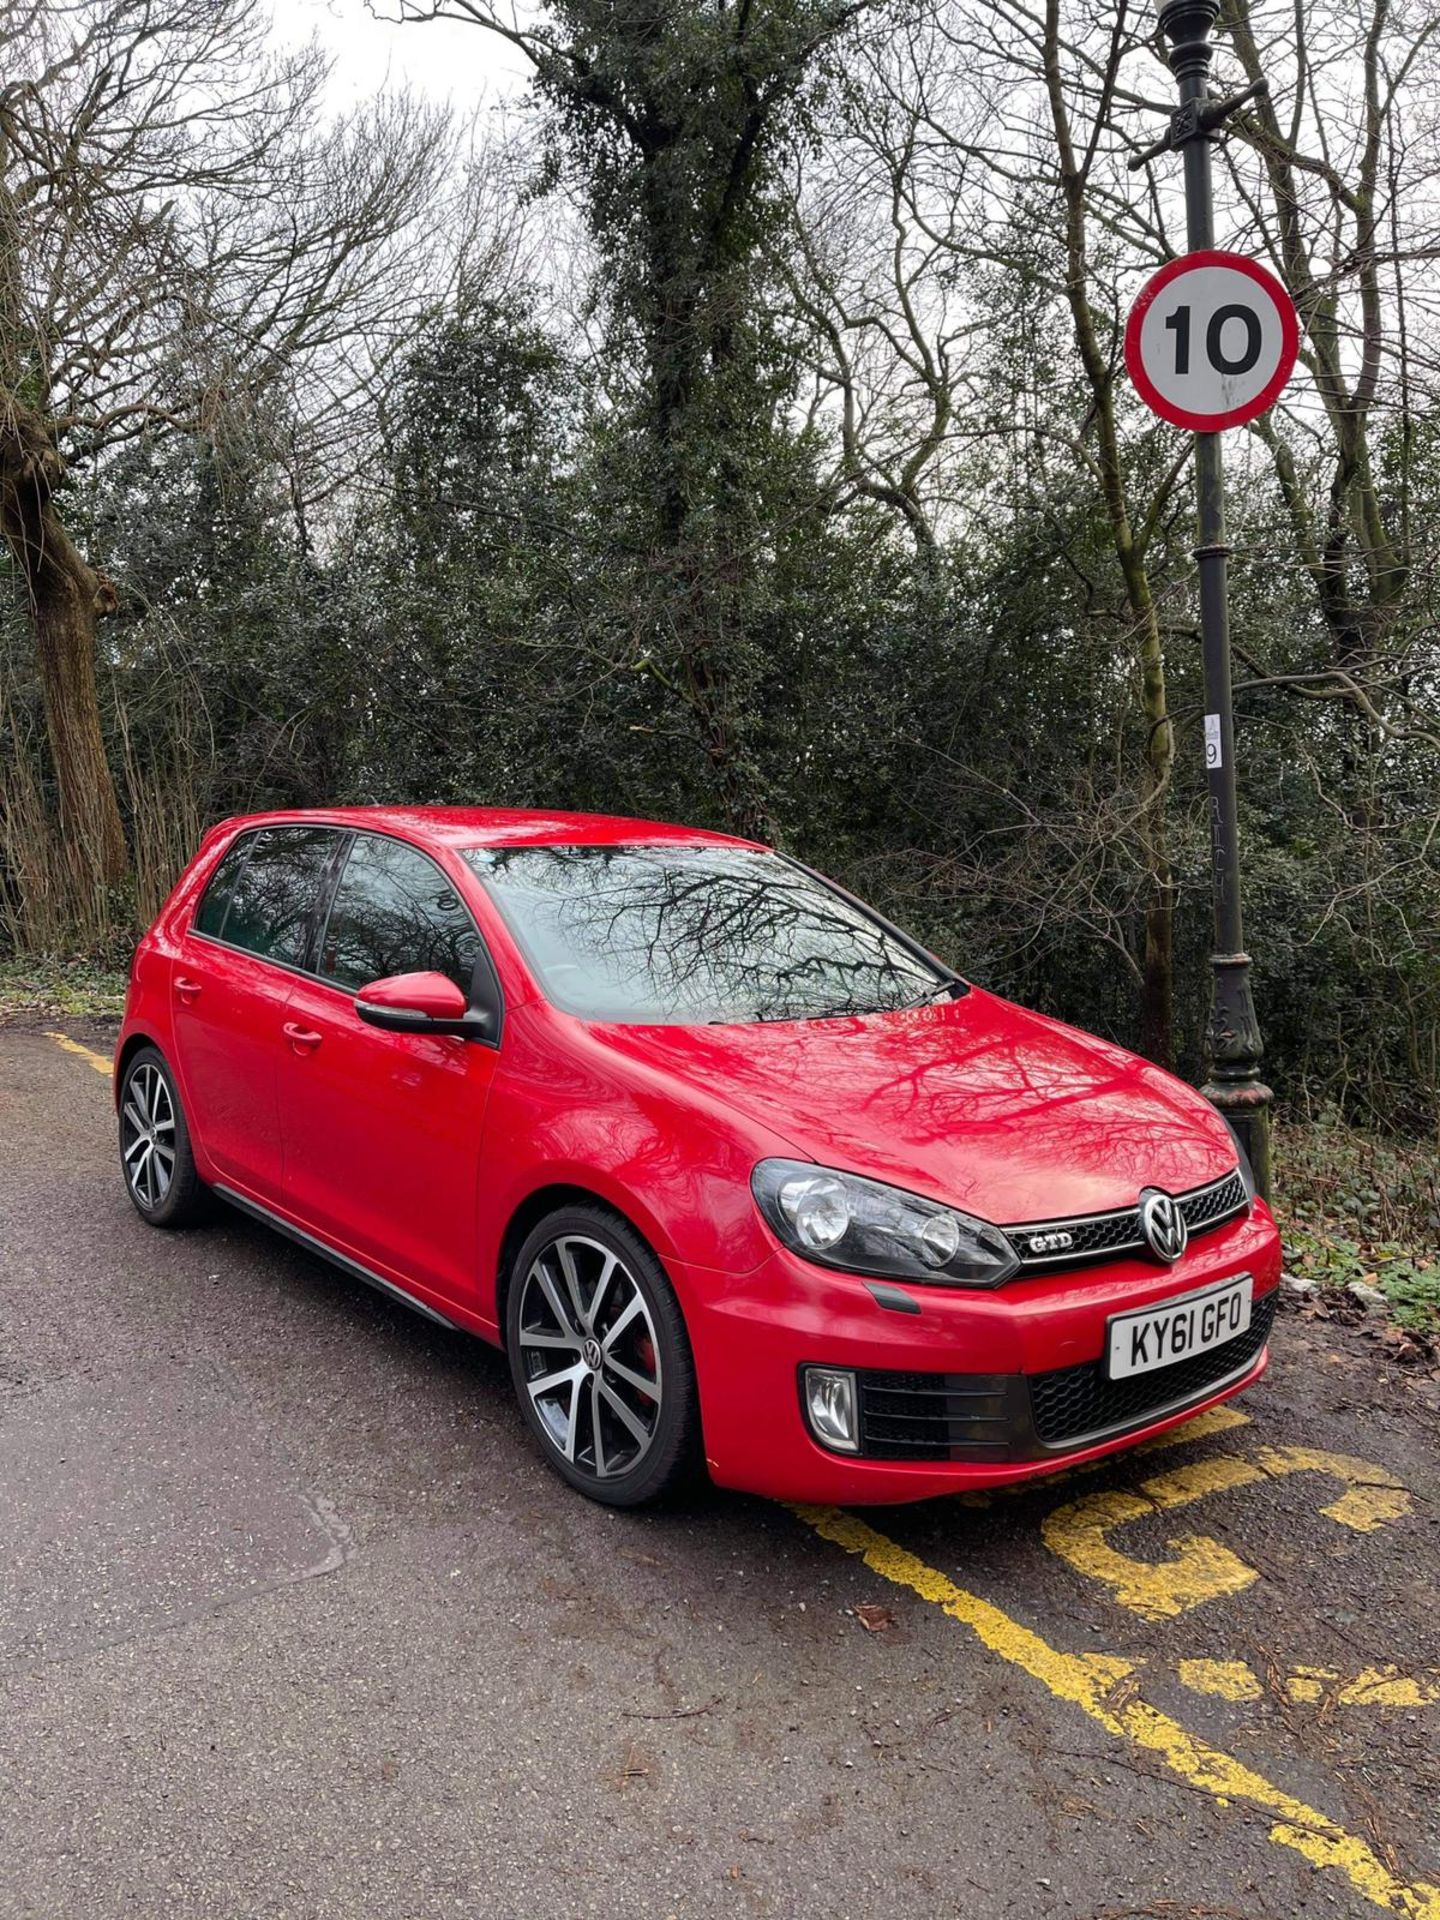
116,807,1281,1507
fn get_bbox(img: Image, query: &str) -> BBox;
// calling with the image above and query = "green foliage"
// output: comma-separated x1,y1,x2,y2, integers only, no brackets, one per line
512,0,878,838
86,431,362,816
1278,1114,1440,1329
351,301,581,805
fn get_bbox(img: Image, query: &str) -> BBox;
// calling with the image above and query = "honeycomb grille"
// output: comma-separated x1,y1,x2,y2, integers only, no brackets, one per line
856,1371,1015,1462
1011,1168,1250,1271
1029,1286,1277,1448
1181,1170,1249,1232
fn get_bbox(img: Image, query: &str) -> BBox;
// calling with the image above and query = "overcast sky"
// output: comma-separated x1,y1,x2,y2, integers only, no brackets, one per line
277,1,534,112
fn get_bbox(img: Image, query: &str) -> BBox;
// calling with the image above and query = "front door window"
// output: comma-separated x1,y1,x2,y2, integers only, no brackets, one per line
318,835,482,993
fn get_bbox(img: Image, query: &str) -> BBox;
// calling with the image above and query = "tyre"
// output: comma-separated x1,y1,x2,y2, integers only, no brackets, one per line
505,1204,701,1508
118,1045,209,1228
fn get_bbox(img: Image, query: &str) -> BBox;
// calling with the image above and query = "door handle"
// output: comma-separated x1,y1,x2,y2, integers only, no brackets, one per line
282,1022,323,1052
175,976,202,1003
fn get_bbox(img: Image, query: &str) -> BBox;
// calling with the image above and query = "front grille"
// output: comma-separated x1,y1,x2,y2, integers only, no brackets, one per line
1029,1286,1277,1448
1009,1168,1249,1271
856,1371,1020,1461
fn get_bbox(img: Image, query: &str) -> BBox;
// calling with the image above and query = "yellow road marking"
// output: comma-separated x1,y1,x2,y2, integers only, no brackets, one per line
1179,1659,1440,1708
1288,1667,1440,1708
1250,1443,1411,1532
1041,1445,1411,1620
44,1030,114,1077
797,1505,1440,1919
1042,1453,1264,1619
1178,1658,1263,1701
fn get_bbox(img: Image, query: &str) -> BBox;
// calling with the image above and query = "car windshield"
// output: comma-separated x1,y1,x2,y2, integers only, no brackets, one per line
461,843,954,1025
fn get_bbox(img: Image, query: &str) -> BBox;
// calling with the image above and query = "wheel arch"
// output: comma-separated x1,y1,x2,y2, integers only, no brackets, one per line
495,1183,669,1351
114,1030,164,1106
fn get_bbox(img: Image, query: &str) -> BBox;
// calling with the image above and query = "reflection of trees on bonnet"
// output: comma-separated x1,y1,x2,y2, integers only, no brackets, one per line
467,846,942,1024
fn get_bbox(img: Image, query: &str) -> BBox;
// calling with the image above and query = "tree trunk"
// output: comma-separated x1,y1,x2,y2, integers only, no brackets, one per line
0,410,128,895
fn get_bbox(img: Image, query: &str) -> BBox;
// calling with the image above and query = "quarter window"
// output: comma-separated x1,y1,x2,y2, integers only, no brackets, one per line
193,833,255,939
319,834,481,994
219,827,341,968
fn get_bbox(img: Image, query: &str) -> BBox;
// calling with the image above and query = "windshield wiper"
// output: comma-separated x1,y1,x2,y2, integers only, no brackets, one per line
708,985,958,1024
897,979,962,1012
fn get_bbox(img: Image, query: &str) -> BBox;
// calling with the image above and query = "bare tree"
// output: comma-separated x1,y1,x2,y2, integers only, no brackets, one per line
1217,0,1440,746
0,0,478,910
788,0,1191,1062
781,10,992,563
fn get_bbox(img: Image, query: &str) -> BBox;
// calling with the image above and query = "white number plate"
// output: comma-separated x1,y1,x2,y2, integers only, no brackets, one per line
1106,1275,1253,1381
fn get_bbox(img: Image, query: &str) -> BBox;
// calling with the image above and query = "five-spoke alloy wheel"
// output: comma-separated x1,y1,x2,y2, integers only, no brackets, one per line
121,1061,176,1211
118,1045,207,1228
506,1206,699,1506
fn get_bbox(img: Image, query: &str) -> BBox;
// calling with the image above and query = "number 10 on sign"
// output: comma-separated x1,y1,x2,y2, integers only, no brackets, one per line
1125,249,1298,432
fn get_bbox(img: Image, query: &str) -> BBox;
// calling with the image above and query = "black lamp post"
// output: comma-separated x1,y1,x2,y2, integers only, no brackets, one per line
1135,0,1274,1198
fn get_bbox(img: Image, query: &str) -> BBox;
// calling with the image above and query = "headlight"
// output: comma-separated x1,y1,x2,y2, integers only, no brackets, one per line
752,1159,1020,1287
1221,1122,1257,1206
1236,1151,1256,1206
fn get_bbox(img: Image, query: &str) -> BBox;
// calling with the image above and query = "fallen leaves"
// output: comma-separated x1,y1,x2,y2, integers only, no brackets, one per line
854,1603,897,1634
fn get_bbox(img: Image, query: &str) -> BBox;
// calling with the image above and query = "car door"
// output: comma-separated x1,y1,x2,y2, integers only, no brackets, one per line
173,825,343,1200
277,832,500,1311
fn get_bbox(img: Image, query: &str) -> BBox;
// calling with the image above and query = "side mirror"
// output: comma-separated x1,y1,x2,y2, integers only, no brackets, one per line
355,970,496,1042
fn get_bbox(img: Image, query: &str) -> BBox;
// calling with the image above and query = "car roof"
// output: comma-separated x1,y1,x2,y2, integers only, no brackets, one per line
209,805,765,852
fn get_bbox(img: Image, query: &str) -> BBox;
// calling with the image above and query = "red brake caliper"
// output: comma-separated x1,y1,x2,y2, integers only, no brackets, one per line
635,1333,657,1398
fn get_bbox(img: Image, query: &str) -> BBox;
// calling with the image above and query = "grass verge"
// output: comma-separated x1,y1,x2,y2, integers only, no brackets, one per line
0,956,130,1023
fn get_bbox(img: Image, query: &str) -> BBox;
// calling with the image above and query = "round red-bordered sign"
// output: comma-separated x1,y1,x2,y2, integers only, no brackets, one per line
1125,250,1299,431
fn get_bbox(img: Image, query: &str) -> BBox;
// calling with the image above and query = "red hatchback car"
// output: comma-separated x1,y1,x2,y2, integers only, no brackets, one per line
116,806,1281,1507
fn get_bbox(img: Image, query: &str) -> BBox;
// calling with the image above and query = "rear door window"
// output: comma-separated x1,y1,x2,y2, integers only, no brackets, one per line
219,827,342,969
318,834,482,993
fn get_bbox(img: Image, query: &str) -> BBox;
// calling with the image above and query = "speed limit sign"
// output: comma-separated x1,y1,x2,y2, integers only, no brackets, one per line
1125,249,1299,431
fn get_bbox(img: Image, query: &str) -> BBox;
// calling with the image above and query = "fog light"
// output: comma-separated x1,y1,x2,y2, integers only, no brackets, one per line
803,1367,859,1453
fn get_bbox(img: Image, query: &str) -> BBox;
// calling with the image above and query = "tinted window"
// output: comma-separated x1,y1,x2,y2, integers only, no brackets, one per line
319,834,482,993
194,834,254,938
222,827,340,967
462,844,950,1025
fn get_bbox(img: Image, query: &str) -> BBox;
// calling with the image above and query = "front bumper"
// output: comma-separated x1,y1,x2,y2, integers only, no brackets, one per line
677,1203,1282,1504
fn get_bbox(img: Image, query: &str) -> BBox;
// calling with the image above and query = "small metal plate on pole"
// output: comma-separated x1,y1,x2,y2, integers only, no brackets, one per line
1125,249,1298,432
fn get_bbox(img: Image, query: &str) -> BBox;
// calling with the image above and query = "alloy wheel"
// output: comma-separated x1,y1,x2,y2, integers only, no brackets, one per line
516,1234,663,1479
121,1062,177,1211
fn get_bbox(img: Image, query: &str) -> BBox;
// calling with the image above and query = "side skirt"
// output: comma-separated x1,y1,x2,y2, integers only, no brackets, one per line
212,1183,461,1331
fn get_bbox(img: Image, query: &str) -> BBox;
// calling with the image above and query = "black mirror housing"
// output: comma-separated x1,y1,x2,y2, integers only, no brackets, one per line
355,999,495,1041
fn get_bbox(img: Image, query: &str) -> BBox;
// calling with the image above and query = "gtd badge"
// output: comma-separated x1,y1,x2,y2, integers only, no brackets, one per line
1026,1229,1075,1257
1139,1189,1188,1264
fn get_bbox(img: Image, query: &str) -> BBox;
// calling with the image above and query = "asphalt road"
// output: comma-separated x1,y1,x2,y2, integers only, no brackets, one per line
2,1024,1437,1920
